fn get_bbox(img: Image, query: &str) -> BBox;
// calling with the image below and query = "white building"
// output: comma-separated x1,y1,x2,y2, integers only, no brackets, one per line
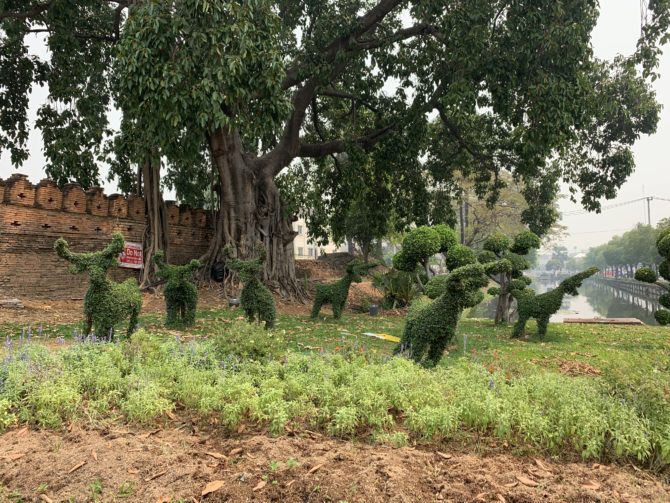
292,218,345,260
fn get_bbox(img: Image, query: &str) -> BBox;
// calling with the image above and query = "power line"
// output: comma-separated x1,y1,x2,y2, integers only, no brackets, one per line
561,195,670,217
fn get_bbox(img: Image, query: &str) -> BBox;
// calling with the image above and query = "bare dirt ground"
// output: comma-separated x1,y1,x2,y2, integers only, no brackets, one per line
1,424,668,503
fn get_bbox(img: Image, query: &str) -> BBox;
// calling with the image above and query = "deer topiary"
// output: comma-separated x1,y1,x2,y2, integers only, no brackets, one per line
311,260,376,319
634,227,670,325
153,251,201,328
393,263,488,367
224,245,276,329
510,267,599,337
54,233,142,339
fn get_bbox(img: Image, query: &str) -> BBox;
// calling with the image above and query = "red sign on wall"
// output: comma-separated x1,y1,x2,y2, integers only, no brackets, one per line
119,242,143,269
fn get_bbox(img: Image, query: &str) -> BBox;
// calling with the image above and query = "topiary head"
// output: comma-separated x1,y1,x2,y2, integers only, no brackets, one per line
560,267,599,296
445,263,488,294
635,267,658,284
54,233,125,281
346,259,377,283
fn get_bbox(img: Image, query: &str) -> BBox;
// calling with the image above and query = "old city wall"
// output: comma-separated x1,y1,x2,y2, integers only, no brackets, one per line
0,174,212,300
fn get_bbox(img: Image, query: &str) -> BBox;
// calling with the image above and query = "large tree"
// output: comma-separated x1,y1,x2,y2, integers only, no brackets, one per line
1,0,669,297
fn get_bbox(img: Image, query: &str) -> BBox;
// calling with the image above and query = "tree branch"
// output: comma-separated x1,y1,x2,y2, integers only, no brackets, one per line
318,88,380,114
298,123,397,158
0,1,52,21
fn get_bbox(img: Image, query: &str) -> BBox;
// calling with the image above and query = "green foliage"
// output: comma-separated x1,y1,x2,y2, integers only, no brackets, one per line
635,267,658,284
511,231,542,256
402,227,441,266
424,275,448,300
372,270,420,309
395,264,488,367
512,268,599,337
392,249,416,273
154,251,200,328
54,233,142,339
432,224,458,254
312,260,376,319
4,331,668,466
445,244,477,271
0,399,16,431
224,247,276,329
213,321,285,362
631,225,670,325
483,233,511,255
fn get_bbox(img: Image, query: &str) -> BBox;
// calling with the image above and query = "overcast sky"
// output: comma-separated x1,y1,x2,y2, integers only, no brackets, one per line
1,1,669,253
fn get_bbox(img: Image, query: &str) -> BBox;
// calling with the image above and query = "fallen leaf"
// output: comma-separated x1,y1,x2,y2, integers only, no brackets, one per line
145,470,167,482
503,482,518,488
139,429,161,439
39,495,53,503
581,480,601,491
237,424,246,434
4,452,26,461
15,427,28,437
155,497,171,503
475,492,487,501
496,495,507,503
202,480,224,497
534,459,552,472
308,463,324,475
253,480,267,492
67,461,86,474
128,468,139,474
205,451,227,460
529,468,552,478
229,448,243,456
166,411,177,421
436,451,452,460
515,475,538,487
91,451,98,461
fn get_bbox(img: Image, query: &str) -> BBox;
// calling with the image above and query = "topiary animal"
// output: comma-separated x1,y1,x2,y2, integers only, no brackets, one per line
54,233,142,339
153,251,201,328
224,245,276,329
634,227,670,325
394,263,488,367
510,267,599,337
311,260,376,319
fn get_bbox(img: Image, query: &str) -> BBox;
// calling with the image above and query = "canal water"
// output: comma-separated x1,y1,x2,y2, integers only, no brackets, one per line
468,277,662,325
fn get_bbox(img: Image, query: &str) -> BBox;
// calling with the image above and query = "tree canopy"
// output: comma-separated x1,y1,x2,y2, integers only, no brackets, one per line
2,0,669,291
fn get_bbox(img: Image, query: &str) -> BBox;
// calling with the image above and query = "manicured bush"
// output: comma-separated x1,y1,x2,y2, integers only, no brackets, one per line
394,263,488,367
433,224,458,253
511,268,599,337
54,233,142,339
311,260,376,319
225,245,276,329
445,244,477,270
154,251,201,328
425,275,448,300
402,226,441,262
479,229,541,324
634,227,670,325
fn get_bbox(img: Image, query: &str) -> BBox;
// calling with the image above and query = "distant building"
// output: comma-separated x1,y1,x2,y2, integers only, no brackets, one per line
292,218,346,260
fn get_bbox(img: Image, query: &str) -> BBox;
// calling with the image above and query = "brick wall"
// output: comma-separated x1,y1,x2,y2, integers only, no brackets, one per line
0,174,212,300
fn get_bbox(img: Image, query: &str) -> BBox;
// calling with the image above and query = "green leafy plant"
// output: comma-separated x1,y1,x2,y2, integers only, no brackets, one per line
224,245,276,329
54,233,142,339
634,227,670,325
394,263,488,367
372,269,420,309
311,260,376,319
212,321,285,362
153,251,200,328
511,267,599,337
479,230,541,323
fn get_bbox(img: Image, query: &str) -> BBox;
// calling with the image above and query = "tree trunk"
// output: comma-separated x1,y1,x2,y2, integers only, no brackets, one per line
140,155,169,288
494,273,511,324
200,128,304,300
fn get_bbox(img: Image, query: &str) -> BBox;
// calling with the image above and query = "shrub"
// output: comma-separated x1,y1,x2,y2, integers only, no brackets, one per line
0,398,16,431
483,232,511,255
372,269,420,308
511,230,542,255
425,275,448,300
392,249,416,272
153,250,200,328
432,224,458,253
54,233,142,339
213,321,286,362
121,381,173,423
634,228,670,325
445,244,477,270
402,226,441,263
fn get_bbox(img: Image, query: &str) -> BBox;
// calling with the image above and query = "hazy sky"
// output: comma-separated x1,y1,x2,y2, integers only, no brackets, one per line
1,1,669,253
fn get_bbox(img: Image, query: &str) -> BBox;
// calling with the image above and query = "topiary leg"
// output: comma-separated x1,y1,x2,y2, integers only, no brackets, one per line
184,297,197,327
332,300,343,319
165,299,178,327
512,317,527,338
311,296,324,319
537,316,550,337
84,314,93,336
425,338,448,368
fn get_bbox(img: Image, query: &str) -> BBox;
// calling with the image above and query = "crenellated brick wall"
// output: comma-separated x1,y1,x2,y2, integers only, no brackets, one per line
0,173,213,300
